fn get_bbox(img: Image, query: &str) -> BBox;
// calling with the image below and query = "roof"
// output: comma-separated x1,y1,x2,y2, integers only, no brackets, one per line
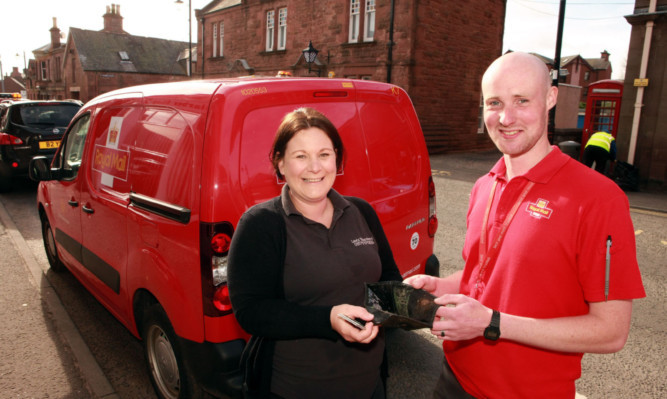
68,28,189,75
586,57,611,71
203,0,242,14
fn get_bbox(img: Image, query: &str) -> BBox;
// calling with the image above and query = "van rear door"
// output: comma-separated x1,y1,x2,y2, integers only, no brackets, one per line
202,79,434,277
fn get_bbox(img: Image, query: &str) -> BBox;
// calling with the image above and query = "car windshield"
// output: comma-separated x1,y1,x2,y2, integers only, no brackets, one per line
12,104,80,127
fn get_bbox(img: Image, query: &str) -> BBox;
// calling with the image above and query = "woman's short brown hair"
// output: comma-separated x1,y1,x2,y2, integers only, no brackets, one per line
270,107,345,179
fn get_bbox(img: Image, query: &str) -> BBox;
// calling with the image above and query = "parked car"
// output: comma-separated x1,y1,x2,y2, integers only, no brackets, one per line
29,78,439,399
0,100,81,190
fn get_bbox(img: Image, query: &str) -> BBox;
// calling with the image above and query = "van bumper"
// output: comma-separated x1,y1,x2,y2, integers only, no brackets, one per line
180,337,245,399
425,254,440,277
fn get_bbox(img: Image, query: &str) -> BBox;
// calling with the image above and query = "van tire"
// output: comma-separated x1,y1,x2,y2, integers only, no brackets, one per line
142,304,205,399
41,214,65,272
0,175,12,193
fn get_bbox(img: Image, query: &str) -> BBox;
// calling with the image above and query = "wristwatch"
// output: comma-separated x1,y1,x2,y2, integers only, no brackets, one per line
484,309,501,341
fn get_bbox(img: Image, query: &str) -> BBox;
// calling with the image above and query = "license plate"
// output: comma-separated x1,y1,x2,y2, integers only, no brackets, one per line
39,140,60,149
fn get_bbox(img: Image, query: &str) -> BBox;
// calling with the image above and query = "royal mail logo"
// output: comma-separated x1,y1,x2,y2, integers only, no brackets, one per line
526,198,553,219
92,145,129,181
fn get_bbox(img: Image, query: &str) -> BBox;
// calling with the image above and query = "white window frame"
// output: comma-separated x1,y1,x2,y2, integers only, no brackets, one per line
363,0,375,42
266,10,275,51
278,8,287,51
219,22,224,57
349,0,360,43
212,23,218,58
477,94,486,134
41,61,48,80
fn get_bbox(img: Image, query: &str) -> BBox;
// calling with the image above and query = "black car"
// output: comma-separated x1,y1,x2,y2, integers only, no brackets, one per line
0,100,81,191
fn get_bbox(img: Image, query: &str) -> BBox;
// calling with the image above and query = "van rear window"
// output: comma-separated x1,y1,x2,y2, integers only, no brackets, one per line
238,100,420,206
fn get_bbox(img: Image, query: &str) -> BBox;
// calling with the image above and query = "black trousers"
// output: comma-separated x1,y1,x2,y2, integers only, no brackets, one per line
583,145,611,174
432,358,476,399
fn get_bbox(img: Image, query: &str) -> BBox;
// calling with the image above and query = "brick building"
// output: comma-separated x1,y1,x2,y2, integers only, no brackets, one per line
617,0,667,189
194,0,506,153
560,51,613,104
1,67,26,96
26,4,192,103
26,17,67,100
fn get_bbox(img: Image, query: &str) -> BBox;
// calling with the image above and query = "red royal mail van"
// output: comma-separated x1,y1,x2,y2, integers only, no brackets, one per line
29,78,439,399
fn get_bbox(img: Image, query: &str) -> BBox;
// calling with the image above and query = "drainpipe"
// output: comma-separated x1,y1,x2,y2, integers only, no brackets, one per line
627,0,656,165
386,0,395,83
200,17,206,78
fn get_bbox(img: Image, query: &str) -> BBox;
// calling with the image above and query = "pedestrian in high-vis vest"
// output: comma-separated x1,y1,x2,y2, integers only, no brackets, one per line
584,131,617,174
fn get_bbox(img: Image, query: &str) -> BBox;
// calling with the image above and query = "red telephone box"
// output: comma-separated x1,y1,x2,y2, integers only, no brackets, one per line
581,80,623,153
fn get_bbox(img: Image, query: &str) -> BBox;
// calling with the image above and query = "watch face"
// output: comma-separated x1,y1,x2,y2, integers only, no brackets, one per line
484,327,500,341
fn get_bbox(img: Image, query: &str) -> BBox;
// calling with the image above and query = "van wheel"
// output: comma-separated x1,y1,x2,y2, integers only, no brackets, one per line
41,214,65,272
142,304,205,399
0,175,12,193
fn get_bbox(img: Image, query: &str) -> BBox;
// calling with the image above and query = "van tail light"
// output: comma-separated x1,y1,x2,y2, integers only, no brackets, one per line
428,176,438,237
200,222,235,316
0,133,24,145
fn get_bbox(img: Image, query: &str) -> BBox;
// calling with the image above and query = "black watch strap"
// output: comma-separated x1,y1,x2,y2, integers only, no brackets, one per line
484,309,501,341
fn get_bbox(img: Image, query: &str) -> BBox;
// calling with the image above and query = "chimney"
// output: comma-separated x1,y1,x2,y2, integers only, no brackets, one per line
601,50,610,62
103,4,125,34
11,67,21,78
50,17,61,48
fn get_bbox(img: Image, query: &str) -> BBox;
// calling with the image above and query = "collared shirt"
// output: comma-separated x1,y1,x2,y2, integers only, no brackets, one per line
271,184,384,399
447,146,645,399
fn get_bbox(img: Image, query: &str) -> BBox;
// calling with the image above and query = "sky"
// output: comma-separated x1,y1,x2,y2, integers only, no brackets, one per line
1,0,636,81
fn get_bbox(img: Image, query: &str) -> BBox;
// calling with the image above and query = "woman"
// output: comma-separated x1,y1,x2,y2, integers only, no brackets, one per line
228,107,402,399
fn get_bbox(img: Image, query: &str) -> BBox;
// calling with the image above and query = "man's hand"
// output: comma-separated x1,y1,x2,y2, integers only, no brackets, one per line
430,294,492,341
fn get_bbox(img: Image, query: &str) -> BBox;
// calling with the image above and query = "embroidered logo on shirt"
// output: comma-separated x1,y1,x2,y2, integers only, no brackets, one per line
351,237,375,247
526,198,553,219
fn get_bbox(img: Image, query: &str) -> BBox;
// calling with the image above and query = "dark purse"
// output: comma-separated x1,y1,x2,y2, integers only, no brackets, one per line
364,281,439,330
239,335,271,398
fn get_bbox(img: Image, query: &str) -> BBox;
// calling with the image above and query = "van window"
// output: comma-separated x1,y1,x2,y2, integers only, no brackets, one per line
128,107,196,210
239,103,372,206
61,114,91,178
89,107,140,195
358,101,421,199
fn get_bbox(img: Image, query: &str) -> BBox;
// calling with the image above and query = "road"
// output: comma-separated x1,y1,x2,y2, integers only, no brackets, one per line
1,152,665,398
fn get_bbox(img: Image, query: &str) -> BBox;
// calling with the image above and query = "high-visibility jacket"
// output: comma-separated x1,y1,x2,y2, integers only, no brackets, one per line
585,131,615,152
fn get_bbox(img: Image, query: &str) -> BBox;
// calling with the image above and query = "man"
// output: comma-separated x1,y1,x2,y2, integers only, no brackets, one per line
406,52,645,398
583,130,617,174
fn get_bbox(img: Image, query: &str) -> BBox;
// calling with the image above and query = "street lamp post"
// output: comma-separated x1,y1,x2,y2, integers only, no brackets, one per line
175,0,192,77
302,41,319,76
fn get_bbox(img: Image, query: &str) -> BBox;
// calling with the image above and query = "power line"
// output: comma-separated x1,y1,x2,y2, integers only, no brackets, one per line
511,0,632,20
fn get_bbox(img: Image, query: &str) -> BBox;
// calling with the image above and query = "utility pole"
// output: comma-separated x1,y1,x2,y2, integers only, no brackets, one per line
549,0,567,143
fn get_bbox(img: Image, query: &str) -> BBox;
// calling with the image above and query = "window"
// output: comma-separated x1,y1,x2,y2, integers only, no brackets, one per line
278,8,287,50
266,10,275,51
212,23,218,57
59,114,91,178
584,71,590,81
40,61,48,80
118,51,130,61
349,0,360,42
349,0,374,43
364,0,375,42
55,56,61,81
477,95,485,134
71,58,76,83
219,22,224,57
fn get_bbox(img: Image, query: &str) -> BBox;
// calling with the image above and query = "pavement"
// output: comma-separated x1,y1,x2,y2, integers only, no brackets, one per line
429,150,667,214
0,151,665,399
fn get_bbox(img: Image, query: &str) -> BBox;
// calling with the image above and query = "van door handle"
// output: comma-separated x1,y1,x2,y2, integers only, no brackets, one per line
82,205,95,214
68,199,79,207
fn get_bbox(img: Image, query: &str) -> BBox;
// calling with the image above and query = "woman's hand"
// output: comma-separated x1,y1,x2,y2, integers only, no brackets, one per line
330,304,379,344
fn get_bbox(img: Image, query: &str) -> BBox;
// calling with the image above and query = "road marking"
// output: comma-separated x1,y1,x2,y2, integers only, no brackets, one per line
431,169,452,176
